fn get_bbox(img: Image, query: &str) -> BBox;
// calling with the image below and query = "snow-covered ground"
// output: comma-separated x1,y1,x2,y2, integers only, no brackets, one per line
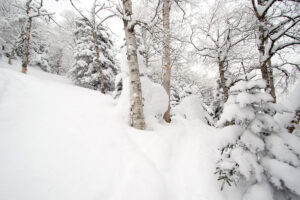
0,59,236,200
2,59,299,200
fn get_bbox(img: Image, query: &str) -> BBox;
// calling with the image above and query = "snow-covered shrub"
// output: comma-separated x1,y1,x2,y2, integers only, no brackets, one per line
141,77,168,126
29,38,51,73
215,79,300,199
172,95,213,124
69,18,118,92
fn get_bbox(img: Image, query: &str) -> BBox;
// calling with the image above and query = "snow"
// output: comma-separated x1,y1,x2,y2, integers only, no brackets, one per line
1,57,299,200
278,132,300,156
240,130,264,153
172,95,212,123
141,77,168,127
275,81,300,128
262,158,300,195
218,103,255,126
236,92,273,107
115,76,168,129
242,182,273,200
230,147,263,181
0,59,227,200
265,135,300,166
230,80,266,92
215,125,243,148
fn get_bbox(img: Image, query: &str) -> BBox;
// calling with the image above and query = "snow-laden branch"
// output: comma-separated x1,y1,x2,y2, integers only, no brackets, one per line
269,16,300,41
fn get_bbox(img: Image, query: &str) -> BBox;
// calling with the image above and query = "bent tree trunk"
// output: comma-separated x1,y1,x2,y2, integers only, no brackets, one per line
22,17,32,74
162,0,171,123
122,0,146,130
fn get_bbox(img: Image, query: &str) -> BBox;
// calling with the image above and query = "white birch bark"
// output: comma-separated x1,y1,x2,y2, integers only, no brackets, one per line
162,0,171,122
252,0,276,102
21,1,33,74
122,0,146,130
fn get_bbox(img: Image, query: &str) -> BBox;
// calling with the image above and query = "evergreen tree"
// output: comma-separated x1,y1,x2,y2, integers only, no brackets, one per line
215,79,300,199
69,18,117,92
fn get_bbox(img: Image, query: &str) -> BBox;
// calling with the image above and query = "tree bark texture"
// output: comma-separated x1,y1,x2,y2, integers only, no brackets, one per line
256,0,276,102
267,59,276,102
21,17,32,74
8,45,16,65
162,0,171,123
218,61,229,102
122,0,146,130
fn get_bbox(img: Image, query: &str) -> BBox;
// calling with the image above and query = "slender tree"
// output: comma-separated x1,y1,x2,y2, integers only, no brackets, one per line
190,1,253,102
21,0,53,74
162,0,171,122
251,0,300,102
121,0,146,130
69,0,115,93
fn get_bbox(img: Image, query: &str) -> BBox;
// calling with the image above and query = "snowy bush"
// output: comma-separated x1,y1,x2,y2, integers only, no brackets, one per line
141,77,168,126
215,79,300,199
172,95,213,125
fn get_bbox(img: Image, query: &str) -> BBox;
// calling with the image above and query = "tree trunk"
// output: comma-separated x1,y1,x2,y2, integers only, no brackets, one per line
256,0,276,101
21,17,32,74
122,0,146,130
8,45,16,65
162,0,171,123
267,59,276,102
218,61,228,102
258,20,269,82
241,61,248,81
91,2,105,94
92,30,105,94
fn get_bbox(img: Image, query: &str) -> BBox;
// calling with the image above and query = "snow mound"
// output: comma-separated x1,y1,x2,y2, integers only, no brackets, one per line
172,95,212,124
115,76,168,129
141,77,168,127
242,182,273,200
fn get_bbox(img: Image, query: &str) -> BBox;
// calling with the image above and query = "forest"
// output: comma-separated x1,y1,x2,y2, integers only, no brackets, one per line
0,0,299,200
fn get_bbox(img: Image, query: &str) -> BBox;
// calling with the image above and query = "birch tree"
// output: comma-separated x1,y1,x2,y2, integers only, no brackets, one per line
190,1,253,102
21,0,53,74
251,0,300,102
162,0,171,122
121,0,146,130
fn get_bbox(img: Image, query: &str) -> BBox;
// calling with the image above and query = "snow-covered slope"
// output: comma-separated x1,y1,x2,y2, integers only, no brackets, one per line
0,60,233,200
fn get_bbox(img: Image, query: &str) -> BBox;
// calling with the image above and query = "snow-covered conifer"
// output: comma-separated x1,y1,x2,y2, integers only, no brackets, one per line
215,79,300,199
69,18,117,92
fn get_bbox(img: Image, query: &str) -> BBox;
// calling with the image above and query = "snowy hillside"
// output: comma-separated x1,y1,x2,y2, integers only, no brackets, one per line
0,60,233,200
1,0,300,199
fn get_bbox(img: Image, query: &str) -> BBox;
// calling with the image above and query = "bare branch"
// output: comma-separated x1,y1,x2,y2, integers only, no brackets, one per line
69,0,92,26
